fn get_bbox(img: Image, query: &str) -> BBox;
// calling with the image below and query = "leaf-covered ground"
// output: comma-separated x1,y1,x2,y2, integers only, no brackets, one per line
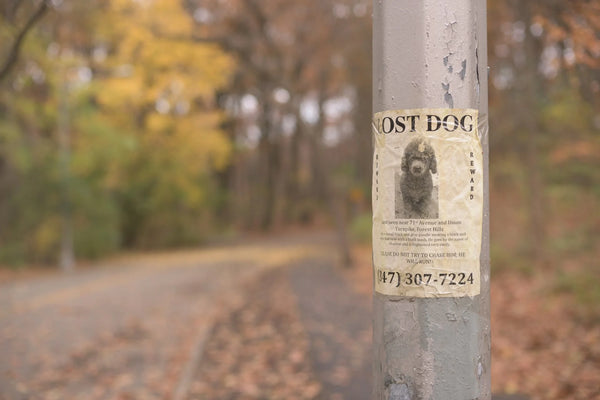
186,269,323,400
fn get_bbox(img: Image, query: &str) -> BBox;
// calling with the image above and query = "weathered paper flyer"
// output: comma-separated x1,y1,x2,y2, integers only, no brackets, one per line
372,108,483,297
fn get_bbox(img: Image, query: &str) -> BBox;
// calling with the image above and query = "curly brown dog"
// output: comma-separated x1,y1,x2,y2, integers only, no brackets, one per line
399,137,438,219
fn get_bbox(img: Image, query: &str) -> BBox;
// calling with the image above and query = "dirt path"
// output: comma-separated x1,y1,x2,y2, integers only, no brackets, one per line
287,260,372,400
0,233,334,400
186,257,373,400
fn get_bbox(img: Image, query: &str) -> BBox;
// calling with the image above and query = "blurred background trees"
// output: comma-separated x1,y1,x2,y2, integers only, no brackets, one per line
1,0,233,266
0,0,598,289
487,0,599,289
488,0,600,266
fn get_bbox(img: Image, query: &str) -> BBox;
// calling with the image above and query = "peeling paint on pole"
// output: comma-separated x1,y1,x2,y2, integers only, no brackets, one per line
372,1,490,399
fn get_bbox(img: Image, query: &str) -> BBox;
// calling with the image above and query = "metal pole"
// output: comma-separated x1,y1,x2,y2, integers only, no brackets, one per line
372,1,490,399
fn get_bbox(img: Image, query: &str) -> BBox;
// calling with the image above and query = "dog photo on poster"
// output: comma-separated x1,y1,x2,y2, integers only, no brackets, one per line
395,137,439,219
372,108,483,298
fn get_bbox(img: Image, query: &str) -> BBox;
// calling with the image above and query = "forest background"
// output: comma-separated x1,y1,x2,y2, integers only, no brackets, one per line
0,0,599,318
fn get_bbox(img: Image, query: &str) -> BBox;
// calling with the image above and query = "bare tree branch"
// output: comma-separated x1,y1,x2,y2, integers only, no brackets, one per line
0,0,50,82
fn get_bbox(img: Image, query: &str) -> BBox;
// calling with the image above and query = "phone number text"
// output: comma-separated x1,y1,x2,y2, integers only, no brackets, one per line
376,270,474,287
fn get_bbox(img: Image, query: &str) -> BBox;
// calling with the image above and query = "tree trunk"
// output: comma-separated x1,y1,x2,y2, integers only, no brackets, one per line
309,93,353,268
57,75,75,272
517,1,547,264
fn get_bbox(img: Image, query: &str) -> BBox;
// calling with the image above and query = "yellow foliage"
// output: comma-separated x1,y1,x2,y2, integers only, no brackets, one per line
146,113,172,134
96,0,232,109
96,75,143,110
141,112,231,174
91,0,234,188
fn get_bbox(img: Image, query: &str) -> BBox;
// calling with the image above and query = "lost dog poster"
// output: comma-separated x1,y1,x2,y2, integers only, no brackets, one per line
372,108,483,297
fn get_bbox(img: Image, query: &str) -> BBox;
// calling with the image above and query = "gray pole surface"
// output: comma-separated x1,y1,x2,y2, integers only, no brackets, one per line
372,1,490,399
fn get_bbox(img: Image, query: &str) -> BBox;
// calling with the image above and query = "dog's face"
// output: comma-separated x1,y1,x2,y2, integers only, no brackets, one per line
401,139,437,176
